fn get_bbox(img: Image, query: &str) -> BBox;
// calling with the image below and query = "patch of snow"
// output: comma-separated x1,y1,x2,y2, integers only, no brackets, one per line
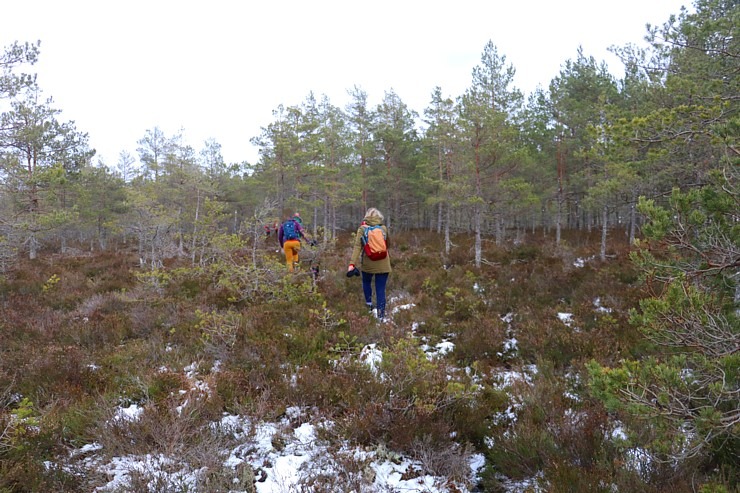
94,454,203,492
498,337,518,357
557,312,582,332
680,368,695,383
491,366,536,390
371,459,445,491
182,362,212,395
285,406,303,421
557,312,574,326
470,452,485,474
70,442,103,457
624,447,655,480
433,340,455,358
79,407,484,493
563,390,580,402
574,255,597,268
498,312,519,359
216,414,252,440
611,425,628,441
360,343,383,375
391,303,415,314
499,472,546,492
492,404,520,426
114,404,143,423
594,297,612,313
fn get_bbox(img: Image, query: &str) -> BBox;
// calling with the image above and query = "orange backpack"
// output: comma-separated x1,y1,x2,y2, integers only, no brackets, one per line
361,225,387,261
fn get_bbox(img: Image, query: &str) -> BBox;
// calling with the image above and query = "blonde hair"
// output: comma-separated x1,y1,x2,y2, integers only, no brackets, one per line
364,207,384,222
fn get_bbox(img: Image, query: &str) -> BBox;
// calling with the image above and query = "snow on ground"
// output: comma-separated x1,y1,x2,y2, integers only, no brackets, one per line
359,343,383,374
490,365,537,391
557,311,582,333
113,403,143,423
498,473,546,493
62,295,553,492
498,312,518,360
593,297,612,313
557,312,574,327
79,405,485,492
573,256,595,268
94,453,203,492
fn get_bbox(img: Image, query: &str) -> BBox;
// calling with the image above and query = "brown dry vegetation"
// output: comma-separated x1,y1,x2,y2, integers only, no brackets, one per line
0,229,699,492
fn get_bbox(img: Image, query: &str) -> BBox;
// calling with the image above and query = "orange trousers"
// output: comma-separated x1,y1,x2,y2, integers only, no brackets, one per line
283,239,301,271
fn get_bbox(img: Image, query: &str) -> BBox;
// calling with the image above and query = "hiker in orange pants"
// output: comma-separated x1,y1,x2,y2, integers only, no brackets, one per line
278,213,314,272
283,239,301,271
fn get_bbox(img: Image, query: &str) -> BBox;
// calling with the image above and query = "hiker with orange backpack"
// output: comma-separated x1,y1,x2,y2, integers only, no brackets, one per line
347,207,391,321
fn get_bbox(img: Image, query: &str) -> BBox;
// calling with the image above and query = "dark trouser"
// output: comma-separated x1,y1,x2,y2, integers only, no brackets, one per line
361,271,389,319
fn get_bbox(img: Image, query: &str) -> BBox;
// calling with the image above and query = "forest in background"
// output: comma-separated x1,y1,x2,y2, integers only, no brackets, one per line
0,2,734,266
0,0,737,491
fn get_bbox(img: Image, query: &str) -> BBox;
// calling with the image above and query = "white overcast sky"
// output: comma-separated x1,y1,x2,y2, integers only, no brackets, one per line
2,0,689,167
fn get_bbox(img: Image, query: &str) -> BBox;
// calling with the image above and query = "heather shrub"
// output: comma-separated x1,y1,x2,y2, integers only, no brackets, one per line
94,393,217,459
0,395,84,492
485,362,629,490
95,339,165,403
443,382,510,448
85,395,243,492
291,360,382,411
15,345,93,406
195,308,244,358
44,395,103,447
451,316,507,365
409,435,477,487
145,370,190,403
213,367,283,420
1,224,707,489
65,293,135,350
485,373,561,480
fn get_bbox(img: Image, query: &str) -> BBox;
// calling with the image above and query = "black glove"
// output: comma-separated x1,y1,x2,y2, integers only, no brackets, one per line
346,266,360,277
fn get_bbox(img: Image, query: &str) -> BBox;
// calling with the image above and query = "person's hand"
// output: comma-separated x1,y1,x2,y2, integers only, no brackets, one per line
347,264,354,272
346,264,360,277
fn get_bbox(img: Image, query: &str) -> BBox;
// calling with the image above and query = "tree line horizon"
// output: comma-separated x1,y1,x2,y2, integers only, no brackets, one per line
0,0,735,268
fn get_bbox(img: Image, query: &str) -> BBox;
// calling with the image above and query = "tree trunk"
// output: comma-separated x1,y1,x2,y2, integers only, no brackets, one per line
323,199,330,243
28,228,38,259
474,204,482,267
191,189,201,266
556,139,565,245
445,205,451,256
629,196,637,246
556,200,562,246
600,204,608,261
